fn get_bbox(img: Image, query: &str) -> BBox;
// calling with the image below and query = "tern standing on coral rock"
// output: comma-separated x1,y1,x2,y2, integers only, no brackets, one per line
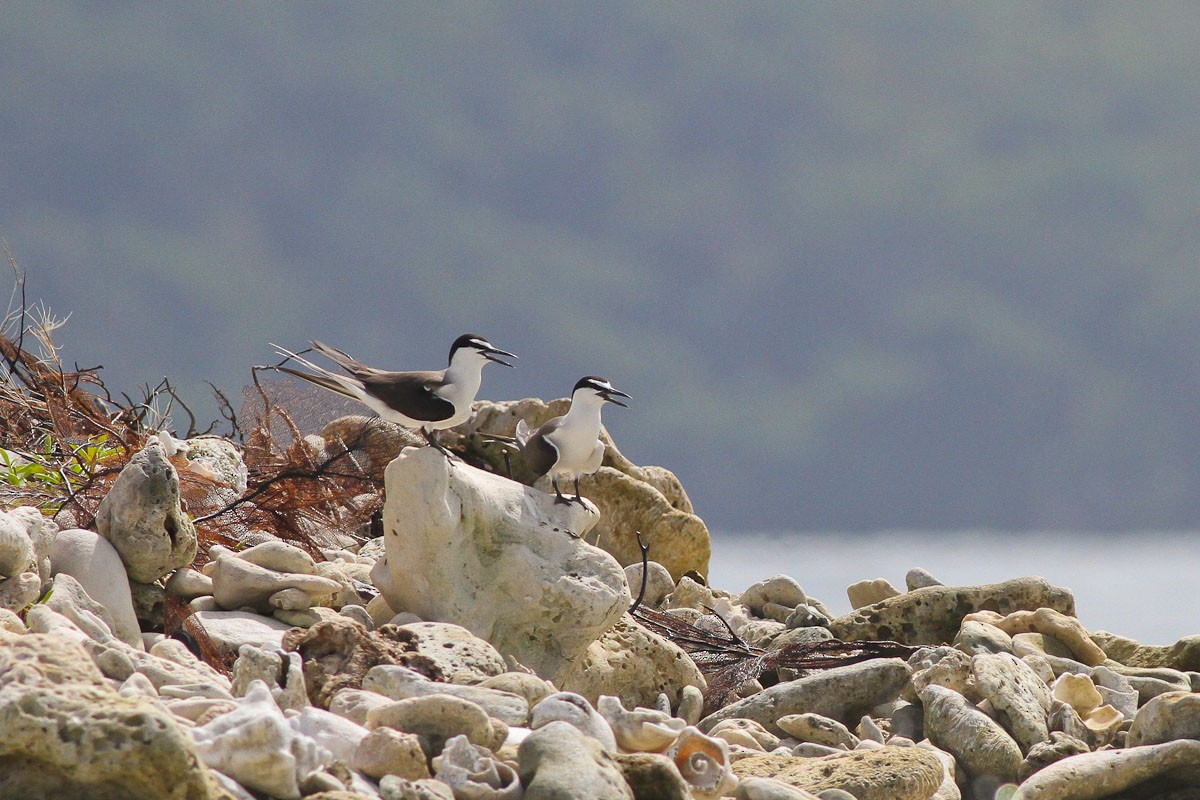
271,334,517,456
516,376,631,504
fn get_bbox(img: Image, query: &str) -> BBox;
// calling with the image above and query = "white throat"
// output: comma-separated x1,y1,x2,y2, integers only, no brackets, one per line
437,351,489,416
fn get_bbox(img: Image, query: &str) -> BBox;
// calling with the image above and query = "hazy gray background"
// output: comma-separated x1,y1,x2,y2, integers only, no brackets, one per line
5,3,1200,536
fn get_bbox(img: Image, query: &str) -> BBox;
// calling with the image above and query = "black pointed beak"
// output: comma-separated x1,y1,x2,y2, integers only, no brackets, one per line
603,387,631,407
483,346,518,368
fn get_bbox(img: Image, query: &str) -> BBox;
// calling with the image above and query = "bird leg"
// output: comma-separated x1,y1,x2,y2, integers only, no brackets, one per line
572,476,586,505
551,477,571,505
421,428,456,459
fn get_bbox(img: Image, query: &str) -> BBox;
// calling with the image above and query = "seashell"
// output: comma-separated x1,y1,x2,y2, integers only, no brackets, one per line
597,695,686,753
1091,666,1139,720
1083,704,1124,742
530,691,617,751
1051,673,1102,717
665,725,738,799
433,734,523,799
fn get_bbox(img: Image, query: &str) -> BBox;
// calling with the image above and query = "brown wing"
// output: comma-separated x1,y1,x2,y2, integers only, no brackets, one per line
521,416,563,478
360,371,456,422
310,340,455,422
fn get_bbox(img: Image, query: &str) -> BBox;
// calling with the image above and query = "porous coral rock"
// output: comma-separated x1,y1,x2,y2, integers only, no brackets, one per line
192,680,329,800
456,397,710,581
733,747,944,800
828,577,1074,646
371,447,629,683
94,438,197,583
555,614,706,709
0,633,229,800
919,684,1021,785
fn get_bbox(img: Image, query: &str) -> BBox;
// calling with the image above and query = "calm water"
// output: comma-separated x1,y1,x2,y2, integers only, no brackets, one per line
709,530,1200,647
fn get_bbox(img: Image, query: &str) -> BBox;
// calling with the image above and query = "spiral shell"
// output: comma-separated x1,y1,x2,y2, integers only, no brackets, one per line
1051,672,1102,717
597,695,686,753
665,726,738,798
433,734,522,799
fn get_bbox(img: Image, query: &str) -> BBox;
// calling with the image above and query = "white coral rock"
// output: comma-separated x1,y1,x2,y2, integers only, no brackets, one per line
191,680,329,800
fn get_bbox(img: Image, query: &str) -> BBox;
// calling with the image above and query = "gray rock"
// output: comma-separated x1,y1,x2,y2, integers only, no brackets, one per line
1016,739,1200,799
164,567,213,599
785,605,831,629
1110,667,1193,707
231,645,308,711
43,572,129,646
379,776,456,800
828,576,1074,646
739,575,807,616
353,726,431,781
530,691,618,750
231,540,317,574
94,439,197,583
972,651,1052,752
776,712,859,749
518,720,635,800
954,619,1014,655
184,609,296,657
367,694,498,757
478,671,556,709
0,506,36,577
699,658,912,734
183,435,248,492
905,568,943,590
625,560,675,608
364,664,529,725
1128,690,1200,747
920,684,1021,785
614,752,692,799
1018,731,1090,783
0,571,41,613
677,684,705,725
734,777,823,799
208,554,341,613
48,528,143,648
329,687,392,725
371,447,630,684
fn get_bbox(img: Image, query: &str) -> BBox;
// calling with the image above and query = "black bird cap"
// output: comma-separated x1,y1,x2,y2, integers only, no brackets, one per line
574,375,612,392
449,333,518,366
451,333,491,357
573,375,631,405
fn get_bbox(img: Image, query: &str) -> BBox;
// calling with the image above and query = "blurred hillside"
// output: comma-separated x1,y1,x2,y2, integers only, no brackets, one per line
3,3,1200,531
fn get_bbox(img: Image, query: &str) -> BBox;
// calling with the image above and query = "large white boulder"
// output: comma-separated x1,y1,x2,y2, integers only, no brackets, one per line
370,447,631,682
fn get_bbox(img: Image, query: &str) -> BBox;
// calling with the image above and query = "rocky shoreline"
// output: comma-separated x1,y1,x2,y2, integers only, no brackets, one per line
2,407,1200,800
